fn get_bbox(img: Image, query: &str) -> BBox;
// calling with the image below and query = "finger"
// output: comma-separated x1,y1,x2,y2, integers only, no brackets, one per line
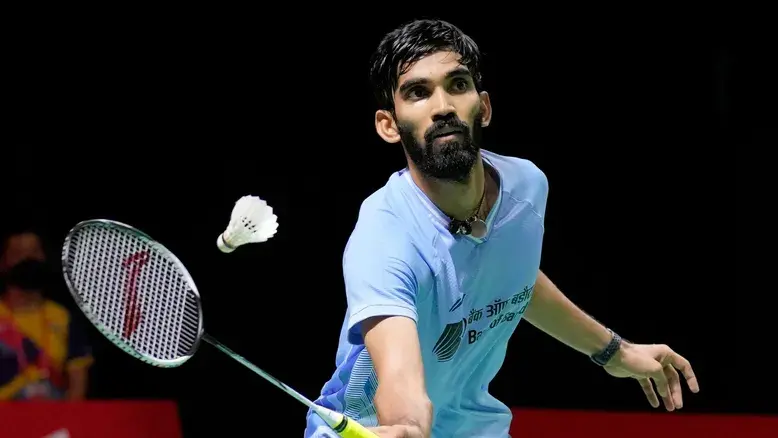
666,351,700,393
664,363,683,409
649,367,674,411
638,378,660,408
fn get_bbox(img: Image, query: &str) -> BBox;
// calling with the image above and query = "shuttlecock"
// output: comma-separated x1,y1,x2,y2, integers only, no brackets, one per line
217,195,279,253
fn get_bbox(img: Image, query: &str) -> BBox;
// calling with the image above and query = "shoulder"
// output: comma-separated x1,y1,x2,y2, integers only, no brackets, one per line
346,193,428,271
42,300,79,335
343,175,433,286
483,150,549,195
42,300,71,324
483,149,549,217
346,173,428,259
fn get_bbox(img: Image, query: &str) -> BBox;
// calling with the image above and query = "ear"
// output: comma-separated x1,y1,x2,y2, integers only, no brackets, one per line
478,91,493,127
375,109,401,144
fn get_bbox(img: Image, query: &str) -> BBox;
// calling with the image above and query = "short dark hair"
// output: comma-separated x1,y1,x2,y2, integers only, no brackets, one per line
369,19,484,111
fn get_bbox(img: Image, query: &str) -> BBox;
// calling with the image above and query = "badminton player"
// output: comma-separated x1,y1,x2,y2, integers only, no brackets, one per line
305,19,699,438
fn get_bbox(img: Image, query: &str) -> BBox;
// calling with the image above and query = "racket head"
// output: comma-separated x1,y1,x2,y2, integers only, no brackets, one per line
61,219,204,368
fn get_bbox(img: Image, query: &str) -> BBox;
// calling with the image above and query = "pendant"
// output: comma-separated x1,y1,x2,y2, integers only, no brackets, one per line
469,218,488,238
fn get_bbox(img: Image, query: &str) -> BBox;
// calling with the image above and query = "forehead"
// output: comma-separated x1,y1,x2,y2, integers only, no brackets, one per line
398,51,469,85
4,233,43,253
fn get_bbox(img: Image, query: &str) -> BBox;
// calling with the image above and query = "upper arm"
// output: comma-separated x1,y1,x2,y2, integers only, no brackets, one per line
351,263,431,429
362,314,427,398
342,219,423,345
342,217,432,426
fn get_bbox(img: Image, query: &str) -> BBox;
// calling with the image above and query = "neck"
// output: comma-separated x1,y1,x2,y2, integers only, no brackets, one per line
3,288,43,310
409,154,487,221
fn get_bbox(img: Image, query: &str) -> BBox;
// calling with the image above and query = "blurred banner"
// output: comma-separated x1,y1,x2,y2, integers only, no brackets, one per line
0,400,181,438
510,408,778,438
1,403,774,437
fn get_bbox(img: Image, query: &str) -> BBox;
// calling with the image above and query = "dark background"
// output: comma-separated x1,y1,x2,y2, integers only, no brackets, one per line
3,10,759,438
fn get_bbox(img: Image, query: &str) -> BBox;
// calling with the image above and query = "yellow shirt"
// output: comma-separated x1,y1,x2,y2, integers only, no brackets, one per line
0,299,93,399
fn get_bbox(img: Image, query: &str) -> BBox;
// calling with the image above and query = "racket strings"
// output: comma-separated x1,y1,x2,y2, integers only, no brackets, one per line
180,292,200,356
63,223,200,363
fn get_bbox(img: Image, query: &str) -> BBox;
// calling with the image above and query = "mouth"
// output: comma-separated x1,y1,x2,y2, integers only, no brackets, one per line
432,127,464,139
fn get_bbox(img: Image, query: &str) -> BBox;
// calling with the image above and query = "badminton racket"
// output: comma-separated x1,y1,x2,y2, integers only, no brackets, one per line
60,219,377,438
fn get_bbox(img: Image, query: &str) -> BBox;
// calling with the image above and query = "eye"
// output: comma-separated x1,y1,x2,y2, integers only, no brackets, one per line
452,78,470,92
407,87,429,100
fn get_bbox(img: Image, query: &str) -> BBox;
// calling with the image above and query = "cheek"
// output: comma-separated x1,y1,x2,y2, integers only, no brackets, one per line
417,122,433,138
466,99,484,123
452,98,481,125
397,117,429,139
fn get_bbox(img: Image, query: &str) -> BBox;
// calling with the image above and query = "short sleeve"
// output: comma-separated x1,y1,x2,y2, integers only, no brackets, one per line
342,217,424,345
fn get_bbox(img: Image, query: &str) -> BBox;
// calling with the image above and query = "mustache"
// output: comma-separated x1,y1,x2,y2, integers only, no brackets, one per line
424,118,470,143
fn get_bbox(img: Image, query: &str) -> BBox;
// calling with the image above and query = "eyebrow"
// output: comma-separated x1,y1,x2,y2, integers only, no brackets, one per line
398,66,472,95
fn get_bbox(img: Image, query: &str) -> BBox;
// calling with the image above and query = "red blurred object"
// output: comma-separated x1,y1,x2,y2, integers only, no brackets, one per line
0,400,181,438
3,402,774,437
510,408,777,438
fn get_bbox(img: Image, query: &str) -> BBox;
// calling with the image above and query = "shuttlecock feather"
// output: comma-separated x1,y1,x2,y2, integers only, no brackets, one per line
217,195,279,253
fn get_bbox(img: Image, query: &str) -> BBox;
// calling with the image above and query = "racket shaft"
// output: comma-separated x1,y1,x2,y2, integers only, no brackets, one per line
202,334,313,408
201,335,378,437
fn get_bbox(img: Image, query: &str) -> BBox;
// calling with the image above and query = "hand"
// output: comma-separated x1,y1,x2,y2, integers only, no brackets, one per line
604,342,700,411
367,425,425,438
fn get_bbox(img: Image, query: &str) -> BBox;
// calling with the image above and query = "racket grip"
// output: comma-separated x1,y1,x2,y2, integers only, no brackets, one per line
332,416,380,438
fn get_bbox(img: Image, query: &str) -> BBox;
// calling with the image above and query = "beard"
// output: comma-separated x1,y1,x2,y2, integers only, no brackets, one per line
398,108,484,184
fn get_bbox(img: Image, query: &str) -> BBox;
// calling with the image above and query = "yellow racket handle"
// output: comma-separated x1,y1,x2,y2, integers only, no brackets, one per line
312,405,379,438
331,414,380,438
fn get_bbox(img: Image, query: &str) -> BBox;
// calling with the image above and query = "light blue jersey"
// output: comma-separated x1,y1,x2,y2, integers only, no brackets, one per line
305,150,549,438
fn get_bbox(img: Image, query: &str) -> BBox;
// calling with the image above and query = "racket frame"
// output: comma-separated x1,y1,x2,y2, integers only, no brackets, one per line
61,219,205,368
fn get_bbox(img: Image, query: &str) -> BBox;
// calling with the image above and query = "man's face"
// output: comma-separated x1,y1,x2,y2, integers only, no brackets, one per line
0,232,45,273
391,51,489,183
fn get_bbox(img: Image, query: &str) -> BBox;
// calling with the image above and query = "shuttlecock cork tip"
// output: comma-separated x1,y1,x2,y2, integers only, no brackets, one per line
216,233,237,253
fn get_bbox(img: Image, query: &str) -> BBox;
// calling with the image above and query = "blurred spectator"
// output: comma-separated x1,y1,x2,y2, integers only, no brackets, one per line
0,229,46,272
0,230,93,400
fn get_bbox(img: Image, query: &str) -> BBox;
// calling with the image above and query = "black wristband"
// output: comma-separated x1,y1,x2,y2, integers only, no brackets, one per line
590,330,622,366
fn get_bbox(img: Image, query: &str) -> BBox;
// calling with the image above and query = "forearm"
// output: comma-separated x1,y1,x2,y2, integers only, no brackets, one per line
524,270,613,356
66,366,88,400
374,382,432,437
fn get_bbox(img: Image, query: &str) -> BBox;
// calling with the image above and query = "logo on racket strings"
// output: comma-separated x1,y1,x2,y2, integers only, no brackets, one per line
122,250,150,339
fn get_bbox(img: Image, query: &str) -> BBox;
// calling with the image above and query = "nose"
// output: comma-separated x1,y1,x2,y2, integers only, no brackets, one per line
430,89,456,121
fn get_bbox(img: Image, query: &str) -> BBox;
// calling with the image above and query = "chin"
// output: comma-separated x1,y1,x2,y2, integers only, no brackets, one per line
425,154,478,183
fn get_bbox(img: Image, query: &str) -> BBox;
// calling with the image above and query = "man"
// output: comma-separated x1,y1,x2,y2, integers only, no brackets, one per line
305,19,699,438
0,230,93,400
